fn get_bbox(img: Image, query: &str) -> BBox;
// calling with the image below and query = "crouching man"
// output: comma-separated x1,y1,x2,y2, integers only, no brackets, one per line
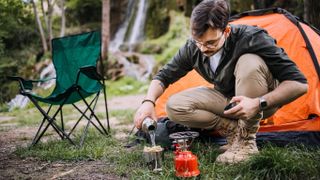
134,0,308,164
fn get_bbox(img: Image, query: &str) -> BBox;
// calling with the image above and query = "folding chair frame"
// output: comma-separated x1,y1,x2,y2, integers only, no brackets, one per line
8,33,111,147
9,68,110,147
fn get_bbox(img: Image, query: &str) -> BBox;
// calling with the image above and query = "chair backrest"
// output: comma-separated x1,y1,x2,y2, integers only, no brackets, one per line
51,31,101,98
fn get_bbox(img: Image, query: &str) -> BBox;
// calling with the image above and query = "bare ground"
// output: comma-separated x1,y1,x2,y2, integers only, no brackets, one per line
0,94,144,180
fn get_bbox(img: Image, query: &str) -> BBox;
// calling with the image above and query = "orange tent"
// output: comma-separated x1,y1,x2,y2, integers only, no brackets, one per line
155,8,320,145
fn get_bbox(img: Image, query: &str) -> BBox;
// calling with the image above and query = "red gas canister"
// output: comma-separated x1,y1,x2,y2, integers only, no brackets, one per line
175,151,200,177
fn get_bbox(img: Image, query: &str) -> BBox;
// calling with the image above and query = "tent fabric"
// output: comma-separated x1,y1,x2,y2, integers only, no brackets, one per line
155,8,320,135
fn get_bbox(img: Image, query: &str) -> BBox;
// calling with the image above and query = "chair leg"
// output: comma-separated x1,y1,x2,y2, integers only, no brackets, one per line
28,96,76,146
60,108,64,140
78,97,100,146
79,118,91,147
78,91,109,135
72,95,105,134
68,95,98,136
32,108,75,146
30,105,65,146
31,105,53,146
102,82,110,131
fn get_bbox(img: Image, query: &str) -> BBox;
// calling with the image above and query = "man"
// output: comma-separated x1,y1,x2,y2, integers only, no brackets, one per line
134,0,308,164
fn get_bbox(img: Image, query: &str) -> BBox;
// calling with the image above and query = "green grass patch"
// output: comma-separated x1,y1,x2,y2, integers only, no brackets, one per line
106,76,148,96
192,142,320,179
109,109,135,126
14,132,320,179
15,130,117,161
2,108,42,126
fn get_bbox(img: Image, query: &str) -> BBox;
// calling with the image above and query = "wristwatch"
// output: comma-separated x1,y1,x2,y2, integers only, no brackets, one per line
259,97,268,111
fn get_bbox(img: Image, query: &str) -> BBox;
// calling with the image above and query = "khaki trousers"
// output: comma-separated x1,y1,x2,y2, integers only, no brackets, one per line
166,54,278,130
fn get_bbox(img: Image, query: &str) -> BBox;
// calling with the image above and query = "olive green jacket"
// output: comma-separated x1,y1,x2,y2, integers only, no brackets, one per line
154,24,307,97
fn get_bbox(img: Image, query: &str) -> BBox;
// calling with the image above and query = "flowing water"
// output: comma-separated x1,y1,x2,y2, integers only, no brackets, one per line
148,130,162,171
149,130,156,147
110,0,148,52
109,0,134,51
128,0,148,47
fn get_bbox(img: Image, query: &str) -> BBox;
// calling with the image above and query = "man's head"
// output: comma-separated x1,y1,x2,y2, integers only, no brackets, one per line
191,0,230,56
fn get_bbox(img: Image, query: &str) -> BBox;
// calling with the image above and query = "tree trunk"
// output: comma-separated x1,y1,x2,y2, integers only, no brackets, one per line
304,0,320,30
102,0,110,61
46,0,55,51
59,0,66,37
31,0,48,52
40,0,49,34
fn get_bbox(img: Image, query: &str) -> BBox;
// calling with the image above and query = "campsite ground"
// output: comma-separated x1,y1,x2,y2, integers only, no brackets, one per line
1,93,320,179
0,94,144,179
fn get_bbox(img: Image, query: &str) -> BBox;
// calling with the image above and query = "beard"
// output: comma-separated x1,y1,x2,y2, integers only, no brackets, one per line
203,50,216,57
202,45,224,57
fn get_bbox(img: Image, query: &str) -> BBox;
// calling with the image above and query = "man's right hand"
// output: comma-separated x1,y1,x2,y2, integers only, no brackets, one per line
134,101,157,129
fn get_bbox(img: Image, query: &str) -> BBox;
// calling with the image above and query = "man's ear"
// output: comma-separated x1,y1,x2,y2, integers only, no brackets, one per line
225,25,231,33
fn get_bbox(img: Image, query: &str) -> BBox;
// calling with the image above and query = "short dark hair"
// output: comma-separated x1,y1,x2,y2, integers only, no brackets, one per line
191,0,230,37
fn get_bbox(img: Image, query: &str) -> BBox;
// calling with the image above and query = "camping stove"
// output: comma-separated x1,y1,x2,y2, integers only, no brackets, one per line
169,131,200,178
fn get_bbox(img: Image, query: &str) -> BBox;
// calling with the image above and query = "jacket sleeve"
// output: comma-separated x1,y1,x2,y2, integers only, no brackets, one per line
153,41,194,88
240,28,307,84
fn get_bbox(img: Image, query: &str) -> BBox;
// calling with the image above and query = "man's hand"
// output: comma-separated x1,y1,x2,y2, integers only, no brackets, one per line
224,96,260,120
134,79,165,129
134,102,157,129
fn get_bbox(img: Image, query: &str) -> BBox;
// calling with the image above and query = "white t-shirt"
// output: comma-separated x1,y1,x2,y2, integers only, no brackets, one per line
209,48,223,73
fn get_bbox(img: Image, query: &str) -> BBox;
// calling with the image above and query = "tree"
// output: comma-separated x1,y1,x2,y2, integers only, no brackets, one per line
0,0,38,104
30,0,67,51
101,0,110,61
31,0,48,52
59,0,66,37
304,0,320,30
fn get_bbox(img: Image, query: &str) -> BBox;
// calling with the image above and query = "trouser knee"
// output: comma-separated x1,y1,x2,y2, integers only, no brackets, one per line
165,94,187,123
234,53,277,97
235,53,268,80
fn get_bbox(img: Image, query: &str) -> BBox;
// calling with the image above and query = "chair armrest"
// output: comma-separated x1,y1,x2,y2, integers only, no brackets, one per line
76,66,104,85
7,76,55,92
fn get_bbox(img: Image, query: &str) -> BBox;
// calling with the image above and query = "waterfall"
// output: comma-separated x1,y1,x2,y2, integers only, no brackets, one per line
109,0,148,51
109,0,135,51
128,0,148,46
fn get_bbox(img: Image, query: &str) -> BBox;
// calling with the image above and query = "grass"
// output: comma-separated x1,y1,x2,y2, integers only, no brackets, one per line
14,131,320,179
3,91,320,179
106,77,148,97
2,81,320,179
109,109,135,126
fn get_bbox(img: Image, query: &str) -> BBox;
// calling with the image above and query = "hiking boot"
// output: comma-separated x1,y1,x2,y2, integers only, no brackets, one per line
216,113,262,164
215,118,238,153
218,133,236,153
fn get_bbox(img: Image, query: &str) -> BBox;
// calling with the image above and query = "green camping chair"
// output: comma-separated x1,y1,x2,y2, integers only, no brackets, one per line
8,31,110,147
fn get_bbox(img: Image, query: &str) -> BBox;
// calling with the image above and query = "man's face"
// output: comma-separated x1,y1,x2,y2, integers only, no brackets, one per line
192,28,226,57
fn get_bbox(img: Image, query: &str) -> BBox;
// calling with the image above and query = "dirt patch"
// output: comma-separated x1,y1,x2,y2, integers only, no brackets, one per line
98,94,144,111
0,94,144,179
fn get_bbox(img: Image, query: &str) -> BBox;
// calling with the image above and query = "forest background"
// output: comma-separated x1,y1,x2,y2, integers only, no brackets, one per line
0,0,319,107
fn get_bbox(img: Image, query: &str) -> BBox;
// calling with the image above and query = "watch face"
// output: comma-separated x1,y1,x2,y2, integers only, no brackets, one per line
260,98,268,110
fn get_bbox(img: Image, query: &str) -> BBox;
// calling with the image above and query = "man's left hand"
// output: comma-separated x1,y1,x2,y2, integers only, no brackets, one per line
224,96,260,120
